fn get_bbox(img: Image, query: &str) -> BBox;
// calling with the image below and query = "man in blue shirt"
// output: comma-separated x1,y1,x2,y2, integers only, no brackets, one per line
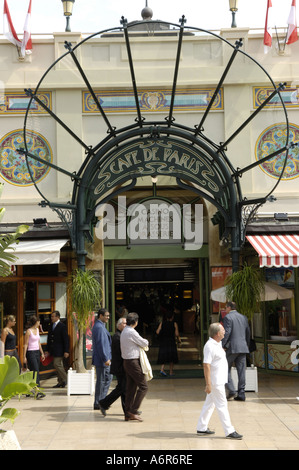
92,308,112,410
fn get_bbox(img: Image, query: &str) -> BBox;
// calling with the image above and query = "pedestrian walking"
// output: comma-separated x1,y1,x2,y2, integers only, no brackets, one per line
222,301,251,401
156,311,180,376
196,322,242,439
46,310,69,388
120,312,149,422
98,317,127,416
92,308,113,410
23,315,45,397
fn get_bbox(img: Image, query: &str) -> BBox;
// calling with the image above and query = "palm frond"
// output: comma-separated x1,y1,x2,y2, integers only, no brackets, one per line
0,225,29,277
68,269,103,333
225,263,264,320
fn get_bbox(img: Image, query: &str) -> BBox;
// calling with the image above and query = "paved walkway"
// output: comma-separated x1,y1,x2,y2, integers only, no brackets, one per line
3,371,299,451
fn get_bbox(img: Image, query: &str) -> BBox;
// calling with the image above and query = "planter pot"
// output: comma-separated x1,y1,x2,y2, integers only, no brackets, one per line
67,367,95,396
0,430,21,450
231,366,258,392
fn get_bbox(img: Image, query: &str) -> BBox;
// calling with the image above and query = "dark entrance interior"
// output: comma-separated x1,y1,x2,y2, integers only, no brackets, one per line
114,262,202,377
116,282,197,335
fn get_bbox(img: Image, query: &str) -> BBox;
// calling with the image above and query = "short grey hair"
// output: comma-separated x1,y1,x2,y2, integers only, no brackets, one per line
208,322,222,338
117,317,126,327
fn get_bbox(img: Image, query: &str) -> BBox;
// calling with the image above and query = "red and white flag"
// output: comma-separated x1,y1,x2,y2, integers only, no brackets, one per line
21,0,32,56
264,0,273,52
3,0,22,48
286,0,298,45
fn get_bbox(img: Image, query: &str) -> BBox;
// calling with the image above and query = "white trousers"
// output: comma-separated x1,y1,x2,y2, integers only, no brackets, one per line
197,384,235,436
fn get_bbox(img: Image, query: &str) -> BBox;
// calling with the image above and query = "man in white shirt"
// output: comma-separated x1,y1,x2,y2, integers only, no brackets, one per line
196,322,242,439
120,312,149,422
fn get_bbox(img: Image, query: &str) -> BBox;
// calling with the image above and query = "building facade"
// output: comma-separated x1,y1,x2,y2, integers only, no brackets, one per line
1,18,299,375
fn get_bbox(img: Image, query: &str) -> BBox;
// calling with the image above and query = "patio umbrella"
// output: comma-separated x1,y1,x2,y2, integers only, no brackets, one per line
260,281,294,301
210,286,227,303
210,282,293,303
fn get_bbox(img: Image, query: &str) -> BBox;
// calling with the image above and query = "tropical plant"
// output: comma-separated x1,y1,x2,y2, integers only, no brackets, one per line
0,355,39,430
225,263,265,321
0,224,29,277
68,269,102,373
0,184,31,433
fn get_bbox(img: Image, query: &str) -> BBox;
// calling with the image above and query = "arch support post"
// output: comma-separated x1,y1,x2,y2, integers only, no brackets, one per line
231,225,241,272
76,199,87,272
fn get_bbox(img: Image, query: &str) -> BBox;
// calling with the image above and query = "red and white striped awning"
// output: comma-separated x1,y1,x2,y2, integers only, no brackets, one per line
246,234,299,267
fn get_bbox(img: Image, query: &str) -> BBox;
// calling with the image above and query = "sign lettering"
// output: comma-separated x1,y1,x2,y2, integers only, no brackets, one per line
91,138,223,200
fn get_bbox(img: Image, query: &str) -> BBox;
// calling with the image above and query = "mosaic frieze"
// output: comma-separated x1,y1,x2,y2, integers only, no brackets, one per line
0,129,52,186
255,123,299,180
254,342,265,369
253,85,299,109
267,343,299,371
83,88,223,113
0,92,51,114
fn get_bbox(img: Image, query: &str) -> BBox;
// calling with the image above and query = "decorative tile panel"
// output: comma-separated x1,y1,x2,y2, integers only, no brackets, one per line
254,342,265,369
267,343,299,371
253,85,299,109
255,123,299,180
0,92,51,114
0,129,52,186
83,88,223,114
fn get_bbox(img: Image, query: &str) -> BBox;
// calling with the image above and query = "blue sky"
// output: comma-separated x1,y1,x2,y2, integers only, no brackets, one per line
1,0,295,35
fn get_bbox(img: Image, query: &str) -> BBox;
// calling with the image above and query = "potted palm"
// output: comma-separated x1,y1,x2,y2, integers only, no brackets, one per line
225,263,265,321
67,268,102,395
224,263,264,392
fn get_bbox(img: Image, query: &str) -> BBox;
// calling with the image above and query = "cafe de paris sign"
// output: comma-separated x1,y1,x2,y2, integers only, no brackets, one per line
90,137,225,201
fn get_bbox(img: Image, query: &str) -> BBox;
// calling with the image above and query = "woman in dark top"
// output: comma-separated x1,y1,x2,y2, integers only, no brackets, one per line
156,311,181,376
1,315,22,371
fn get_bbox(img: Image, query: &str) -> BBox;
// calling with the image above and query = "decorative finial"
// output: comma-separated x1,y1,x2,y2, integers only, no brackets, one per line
141,1,153,20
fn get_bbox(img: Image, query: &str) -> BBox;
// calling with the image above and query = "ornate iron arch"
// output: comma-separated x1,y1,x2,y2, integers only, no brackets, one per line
76,127,238,268
21,17,290,272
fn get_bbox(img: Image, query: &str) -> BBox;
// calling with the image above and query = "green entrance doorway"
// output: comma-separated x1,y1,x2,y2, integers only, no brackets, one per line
104,242,210,370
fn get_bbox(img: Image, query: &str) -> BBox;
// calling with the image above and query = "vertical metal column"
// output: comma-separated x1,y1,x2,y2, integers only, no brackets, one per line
199,257,211,363
104,260,115,333
110,260,115,334
199,259,205,362
205,258,210,328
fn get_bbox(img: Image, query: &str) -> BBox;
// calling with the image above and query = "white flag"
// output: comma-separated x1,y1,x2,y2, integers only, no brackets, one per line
3,0,22,48
264,0,273,53
286,0,298,45
21,0,32,57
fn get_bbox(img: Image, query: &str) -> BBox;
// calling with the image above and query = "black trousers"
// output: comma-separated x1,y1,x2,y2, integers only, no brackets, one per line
123,358,148,416
26,350,41,386
100,373,126,413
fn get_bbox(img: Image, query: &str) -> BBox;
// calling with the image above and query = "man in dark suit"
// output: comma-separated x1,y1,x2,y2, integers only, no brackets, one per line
98,317,127,416
222,301,251,401
47,310,69,388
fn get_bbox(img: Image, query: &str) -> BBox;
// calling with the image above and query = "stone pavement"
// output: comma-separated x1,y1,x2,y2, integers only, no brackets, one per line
2,371,299,452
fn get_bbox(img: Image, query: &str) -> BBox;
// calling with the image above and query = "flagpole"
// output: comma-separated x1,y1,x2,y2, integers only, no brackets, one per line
16,46,24,60
284,25,290,48
275,26,286,54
